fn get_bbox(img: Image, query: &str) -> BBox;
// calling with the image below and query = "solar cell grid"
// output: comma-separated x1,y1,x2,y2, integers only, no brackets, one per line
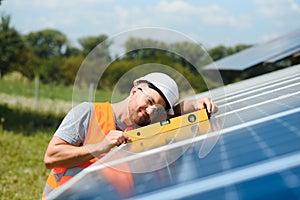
217,78,299,106
216,73,299,99
48,65,300,199
218,88,300,123
201,66,300,104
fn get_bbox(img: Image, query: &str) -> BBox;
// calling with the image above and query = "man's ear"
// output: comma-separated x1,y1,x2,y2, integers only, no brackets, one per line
130,86,138,96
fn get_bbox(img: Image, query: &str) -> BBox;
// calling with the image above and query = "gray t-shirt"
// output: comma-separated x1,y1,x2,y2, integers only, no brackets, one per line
54,102,94,146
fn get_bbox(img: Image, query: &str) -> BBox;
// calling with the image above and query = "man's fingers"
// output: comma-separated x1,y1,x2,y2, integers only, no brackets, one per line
208,98,218,115
212,104,218,114
113,132,131,146
123,133,131,142
204,98,212,114
195,97,218,116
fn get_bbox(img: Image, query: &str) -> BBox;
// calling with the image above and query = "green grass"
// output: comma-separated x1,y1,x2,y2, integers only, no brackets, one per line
0,78,125,102
0,75,127,117
0,78,117,102
0,77,69,101
0,128,52,200
0,74,128,199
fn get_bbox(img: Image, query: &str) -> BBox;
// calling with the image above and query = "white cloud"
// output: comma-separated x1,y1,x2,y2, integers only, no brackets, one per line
9,0,114,9
259,32,280,43
290,0,300,12
202,13,252,29
155,0,198,14
85,0,254,45
3,0,298,47
157,1,252,29
254,0,300,20
113,6,129,30
81,0,252,34
3,0,253,37
9,0,72,9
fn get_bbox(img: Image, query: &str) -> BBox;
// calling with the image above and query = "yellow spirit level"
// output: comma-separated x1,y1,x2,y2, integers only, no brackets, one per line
126,109,209,142
129,119,211,153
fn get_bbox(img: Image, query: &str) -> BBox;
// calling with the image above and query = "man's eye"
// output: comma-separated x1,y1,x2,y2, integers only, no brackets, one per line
147,98,154,105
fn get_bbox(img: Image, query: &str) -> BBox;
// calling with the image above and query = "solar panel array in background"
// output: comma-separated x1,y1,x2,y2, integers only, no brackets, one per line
203,28,300,70
48,64,300,200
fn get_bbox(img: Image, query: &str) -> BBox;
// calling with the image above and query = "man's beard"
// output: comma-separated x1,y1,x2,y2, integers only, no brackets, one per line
134,113,151,127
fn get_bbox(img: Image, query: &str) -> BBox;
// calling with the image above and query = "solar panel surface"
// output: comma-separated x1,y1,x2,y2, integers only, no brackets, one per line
47,64,300,200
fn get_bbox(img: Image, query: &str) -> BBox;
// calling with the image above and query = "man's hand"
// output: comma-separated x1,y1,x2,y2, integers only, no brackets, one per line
101,130,131,151
173,97,218,117
192,97,218,116
44,131,131,169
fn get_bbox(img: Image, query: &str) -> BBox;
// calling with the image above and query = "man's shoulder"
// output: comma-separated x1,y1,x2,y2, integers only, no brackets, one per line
71,102,94,112
72,102,112,116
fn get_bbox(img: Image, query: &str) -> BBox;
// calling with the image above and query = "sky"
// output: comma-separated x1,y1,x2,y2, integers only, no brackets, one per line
1,0,300,49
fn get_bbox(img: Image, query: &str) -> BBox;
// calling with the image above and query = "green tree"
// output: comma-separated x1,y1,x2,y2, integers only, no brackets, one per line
0,14,25,78
74,34,111,87
207,45,228,61
64,45,82,57
230,44,252,54
25,29,67,59
39,57,64,84
124,38,210,70
18,50,39,80
208,44,252,61
124,38,167,60
24,29,68,84
61,55,84,85
78,34,110,57
102,38,209,93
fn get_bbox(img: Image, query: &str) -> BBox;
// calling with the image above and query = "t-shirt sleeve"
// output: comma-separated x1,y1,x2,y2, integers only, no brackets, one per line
54,102,93,146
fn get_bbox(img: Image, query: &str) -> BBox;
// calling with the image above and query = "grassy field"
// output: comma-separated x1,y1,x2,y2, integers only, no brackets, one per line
0,73,121,199
0,128,52,199
0,73,127,115
0,74,119,102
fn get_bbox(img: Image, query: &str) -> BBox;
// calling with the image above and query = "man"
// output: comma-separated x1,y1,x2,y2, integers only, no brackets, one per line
42,72,218,198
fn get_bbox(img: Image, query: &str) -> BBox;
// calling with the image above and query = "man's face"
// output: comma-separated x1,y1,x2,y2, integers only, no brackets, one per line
128,83,167,126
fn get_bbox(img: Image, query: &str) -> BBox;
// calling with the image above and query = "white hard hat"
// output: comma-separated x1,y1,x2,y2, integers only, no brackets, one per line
134,72,179,115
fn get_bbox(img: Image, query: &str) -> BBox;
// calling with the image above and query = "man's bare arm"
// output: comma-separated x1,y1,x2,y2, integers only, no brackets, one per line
173,97,218,117
44,130,130,169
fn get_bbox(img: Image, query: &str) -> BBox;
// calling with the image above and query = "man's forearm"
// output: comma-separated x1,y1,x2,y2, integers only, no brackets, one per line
173,100,195,117
44,137,106,169
173,97,218,117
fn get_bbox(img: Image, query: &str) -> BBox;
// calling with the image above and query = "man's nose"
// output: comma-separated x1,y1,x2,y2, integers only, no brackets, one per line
146,105,157,115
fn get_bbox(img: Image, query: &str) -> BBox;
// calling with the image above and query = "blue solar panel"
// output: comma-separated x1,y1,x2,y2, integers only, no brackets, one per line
203,28,300,70
47,65,300,200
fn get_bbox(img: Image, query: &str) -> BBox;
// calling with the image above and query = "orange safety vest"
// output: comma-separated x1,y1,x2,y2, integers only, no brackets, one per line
42,102,134,199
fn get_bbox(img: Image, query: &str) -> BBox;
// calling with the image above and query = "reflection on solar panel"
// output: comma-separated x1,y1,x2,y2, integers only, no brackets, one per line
48,64,300,200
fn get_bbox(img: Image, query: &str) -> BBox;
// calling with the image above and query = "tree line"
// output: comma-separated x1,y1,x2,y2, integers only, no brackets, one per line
0,14,252,93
